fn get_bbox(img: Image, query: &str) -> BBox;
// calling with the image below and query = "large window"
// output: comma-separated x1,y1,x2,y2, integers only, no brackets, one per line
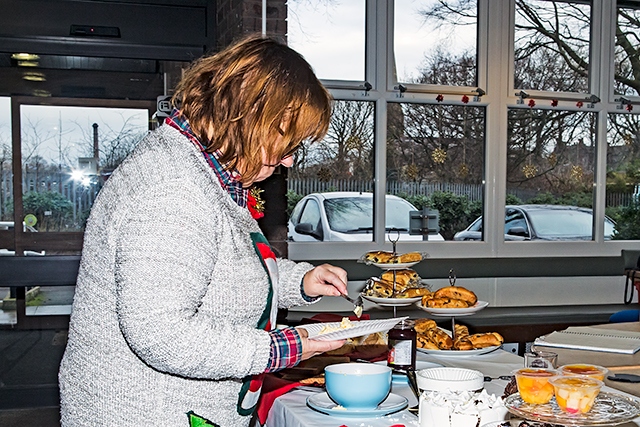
288,100,375,242
5,1,637,262
286,0,640,260
506,107,598,240
0,98,151,323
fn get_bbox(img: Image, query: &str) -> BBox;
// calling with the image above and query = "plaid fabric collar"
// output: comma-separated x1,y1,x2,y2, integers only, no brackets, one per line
165,109,248,208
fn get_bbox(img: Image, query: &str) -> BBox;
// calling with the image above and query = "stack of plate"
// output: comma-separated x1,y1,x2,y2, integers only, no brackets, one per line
416,367,484,392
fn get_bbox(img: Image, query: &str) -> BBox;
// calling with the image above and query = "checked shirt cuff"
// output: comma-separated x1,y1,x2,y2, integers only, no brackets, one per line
265,327,303,373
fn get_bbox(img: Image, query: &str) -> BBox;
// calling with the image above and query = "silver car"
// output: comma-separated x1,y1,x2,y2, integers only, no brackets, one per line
453,205,616,241
288,192,444,242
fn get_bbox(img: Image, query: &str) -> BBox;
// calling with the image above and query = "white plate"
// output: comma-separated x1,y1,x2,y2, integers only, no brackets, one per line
418,300,489,317
417,345,501,356
302,317,409,341
306,392,408,417
361,294,423,307
370,261,420,270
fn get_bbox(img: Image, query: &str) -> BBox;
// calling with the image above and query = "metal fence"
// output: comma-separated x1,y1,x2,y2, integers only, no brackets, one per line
0,172,98,224
1,175,638,220
288,178,639,207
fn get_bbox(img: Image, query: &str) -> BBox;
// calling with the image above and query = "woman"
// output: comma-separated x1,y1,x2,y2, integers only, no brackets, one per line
59,34,347,427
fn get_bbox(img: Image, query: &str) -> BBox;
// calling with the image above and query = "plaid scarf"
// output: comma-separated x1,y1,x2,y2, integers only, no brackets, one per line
165,109,248,208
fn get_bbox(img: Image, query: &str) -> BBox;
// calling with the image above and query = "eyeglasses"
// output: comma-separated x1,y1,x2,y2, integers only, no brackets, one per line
262,145,300,168
280,144,300,160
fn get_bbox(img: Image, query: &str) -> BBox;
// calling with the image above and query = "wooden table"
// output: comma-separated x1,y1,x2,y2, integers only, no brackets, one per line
534,321,640,397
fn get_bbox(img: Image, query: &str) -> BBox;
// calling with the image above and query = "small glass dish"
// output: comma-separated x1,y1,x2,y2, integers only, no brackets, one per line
558,364,608,381
512,368,558,404
549,376,603,414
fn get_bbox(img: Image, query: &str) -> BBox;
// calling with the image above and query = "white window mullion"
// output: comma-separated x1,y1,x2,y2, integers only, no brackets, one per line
592,0,615,242
484,0,512,256
373,0,390,245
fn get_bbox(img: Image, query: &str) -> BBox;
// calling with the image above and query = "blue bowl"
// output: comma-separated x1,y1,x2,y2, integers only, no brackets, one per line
324,363,392,410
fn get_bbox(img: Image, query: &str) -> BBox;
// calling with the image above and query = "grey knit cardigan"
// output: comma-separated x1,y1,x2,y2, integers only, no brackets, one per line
59,125,316,426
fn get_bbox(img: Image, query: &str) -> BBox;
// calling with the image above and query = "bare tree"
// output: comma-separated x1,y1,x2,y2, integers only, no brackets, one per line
420,0,640,95
416,0,640,199
0,129,10,219
291,100,374,181
616,7,640,95
70,112,147,171
21,116,60,193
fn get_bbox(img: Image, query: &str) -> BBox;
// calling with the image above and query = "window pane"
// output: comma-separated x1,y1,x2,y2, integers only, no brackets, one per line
606,113,640,240
25,285,75,318
20,105,148,236
514,0,591,93
506,107,597,241
615,3,640,97
287,100,374,242
395,0,477,85
287,0,365,81
0,97,11,223
387,102,485,241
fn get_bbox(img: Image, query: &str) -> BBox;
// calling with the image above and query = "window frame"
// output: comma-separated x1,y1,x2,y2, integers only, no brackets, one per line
4,96,154,257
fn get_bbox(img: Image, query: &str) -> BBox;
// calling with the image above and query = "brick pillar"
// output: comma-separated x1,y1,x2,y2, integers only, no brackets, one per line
215,0,290,256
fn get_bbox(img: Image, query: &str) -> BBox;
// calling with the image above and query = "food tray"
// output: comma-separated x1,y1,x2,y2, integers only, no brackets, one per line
504,392,640,426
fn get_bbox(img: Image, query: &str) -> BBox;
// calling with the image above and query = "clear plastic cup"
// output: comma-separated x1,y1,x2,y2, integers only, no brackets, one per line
559,364,608,381
550,376,603,414
513,368,558,404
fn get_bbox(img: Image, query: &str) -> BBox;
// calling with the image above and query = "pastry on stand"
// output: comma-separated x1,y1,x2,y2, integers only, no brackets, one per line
358,231,429,317
421,269,486,340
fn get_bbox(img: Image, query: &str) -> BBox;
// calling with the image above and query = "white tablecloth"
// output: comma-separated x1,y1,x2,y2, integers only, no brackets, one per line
264,349,517,427
264,348,640,427
265,388,420,427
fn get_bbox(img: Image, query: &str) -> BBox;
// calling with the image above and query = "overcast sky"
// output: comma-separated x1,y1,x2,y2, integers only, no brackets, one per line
0,101,147,166
287,0,456,82
0,0,472,163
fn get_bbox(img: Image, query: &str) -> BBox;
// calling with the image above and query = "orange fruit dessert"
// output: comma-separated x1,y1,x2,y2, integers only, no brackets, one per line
559,364,608,381
514,368,557,404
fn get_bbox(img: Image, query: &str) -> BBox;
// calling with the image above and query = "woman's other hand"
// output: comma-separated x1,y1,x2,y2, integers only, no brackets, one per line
296,327,346,361
302,264,348,298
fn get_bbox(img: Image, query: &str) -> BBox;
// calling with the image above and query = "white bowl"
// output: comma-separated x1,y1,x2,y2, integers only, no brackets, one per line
416,367,484,392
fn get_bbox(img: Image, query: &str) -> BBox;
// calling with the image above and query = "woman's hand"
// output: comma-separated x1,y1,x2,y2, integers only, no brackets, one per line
296,327,346,361
302,264,348,298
